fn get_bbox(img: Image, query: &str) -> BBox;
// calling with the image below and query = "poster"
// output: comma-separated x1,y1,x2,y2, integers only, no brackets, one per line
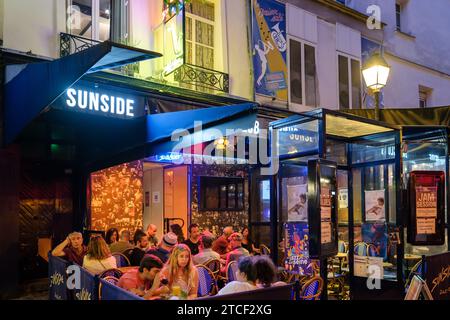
362,223,388,260
320,186,331,219
321,222,332,244
416,186,437,218
287,184,308,222
417,218,436,234
320,186,332,244
252,0,288,101
338,188,348,209
284,223,313,275
365,189,385,222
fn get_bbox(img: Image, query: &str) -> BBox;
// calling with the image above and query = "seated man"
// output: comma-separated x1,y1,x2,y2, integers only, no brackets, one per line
128,230,149,266
213,226,234,259
146,232,177,264
221,232,250,273
146,224,159,248
109,230,134,253
193,234,220,266
51,232,87,266
118,255,169,298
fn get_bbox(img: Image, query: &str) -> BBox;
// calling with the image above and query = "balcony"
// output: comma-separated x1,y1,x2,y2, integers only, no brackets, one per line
60,32,100,58
173,63,229,94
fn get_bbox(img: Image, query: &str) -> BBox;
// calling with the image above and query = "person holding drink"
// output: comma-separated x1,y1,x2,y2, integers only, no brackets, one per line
153,244,199,299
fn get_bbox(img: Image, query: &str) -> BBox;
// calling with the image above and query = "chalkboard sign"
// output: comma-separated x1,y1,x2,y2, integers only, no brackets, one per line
407,171,445,245
307,159,338,258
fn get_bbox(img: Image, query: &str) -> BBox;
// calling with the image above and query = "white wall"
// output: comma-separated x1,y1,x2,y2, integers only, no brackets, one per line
347,0,450,108
226,0,253,100
3,0,65,58
317,19,338,110
383,54,450,108
143,168,164,242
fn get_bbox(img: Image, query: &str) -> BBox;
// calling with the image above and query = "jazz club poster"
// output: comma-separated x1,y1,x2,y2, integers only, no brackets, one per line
252,0,288,101
284,222,313,275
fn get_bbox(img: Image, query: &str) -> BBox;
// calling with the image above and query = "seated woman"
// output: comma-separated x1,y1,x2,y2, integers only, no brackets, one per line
105,228,119,246
253,255,286,288
153,244,199,300
82,235,117,275
217,256,258,295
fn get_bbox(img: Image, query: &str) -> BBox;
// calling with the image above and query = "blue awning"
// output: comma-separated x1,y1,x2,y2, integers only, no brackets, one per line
4,41,161,144
145,103,258,157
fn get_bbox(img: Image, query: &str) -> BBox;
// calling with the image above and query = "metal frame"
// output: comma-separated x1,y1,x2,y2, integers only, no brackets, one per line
268,108,403,300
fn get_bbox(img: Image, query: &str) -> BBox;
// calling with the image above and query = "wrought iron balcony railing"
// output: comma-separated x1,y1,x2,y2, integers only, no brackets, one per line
60,32,100,58
174,63,230,93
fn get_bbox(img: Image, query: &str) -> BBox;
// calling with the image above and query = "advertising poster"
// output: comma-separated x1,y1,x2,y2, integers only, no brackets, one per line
417,218,436,234
320,186,332,244
287,184,308,222
252,0,288,100
416,186,437,218
338,188,348,209
365,189,386,222
362,223,388,260
284,223,313,275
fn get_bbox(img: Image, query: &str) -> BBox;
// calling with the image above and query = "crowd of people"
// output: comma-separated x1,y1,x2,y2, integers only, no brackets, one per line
51,223,282,300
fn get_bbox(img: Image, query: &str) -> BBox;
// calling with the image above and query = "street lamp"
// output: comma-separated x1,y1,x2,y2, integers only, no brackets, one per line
362,52,390,121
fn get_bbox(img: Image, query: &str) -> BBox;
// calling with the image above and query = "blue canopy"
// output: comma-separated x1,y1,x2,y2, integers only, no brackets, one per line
145,103,258,156
4,41,161,144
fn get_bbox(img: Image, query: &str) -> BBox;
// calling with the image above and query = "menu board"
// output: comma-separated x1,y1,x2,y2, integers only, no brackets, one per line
408,171,445,245
307,159,338,258
320,186,332,244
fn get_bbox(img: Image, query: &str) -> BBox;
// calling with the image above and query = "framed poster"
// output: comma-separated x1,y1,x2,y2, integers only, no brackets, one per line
307,159,338,258
408,171,445,245
283,222,313,275
365,190,385,222
287,184,308,222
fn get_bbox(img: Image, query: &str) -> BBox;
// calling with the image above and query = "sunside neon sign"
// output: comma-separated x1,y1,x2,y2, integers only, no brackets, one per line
66,88,135,117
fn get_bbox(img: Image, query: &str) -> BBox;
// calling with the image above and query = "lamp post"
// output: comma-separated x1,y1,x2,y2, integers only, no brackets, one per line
362,52,391,121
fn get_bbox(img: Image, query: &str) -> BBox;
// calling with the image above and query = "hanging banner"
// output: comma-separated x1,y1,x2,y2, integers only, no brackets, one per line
365,190,386,222
252,0,288,101
287,184,308,222
283,223,313,275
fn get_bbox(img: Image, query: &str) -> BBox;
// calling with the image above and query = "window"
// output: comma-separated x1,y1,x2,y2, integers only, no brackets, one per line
199,177,245,211
289,38,317,107
338,54,361,109
185,0,215,69
68,0,111,41
419,91,427,108
396,3,402,31
419,86,432,108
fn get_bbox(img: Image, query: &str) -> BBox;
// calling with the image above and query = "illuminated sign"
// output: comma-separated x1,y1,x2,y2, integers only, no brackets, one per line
65,88,135,117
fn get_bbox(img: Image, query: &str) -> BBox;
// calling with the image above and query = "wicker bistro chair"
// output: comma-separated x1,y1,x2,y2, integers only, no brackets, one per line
112,252,131,268
98,276,120,300
299,276,324,300
99,268,124,280
354,242,368,256
196,265,217,297
204,259,221,280
226,261,239,283
260,244,271,256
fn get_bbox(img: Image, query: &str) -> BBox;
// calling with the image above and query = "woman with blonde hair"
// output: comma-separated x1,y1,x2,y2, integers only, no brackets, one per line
153,244,198,299
82,235,117,275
